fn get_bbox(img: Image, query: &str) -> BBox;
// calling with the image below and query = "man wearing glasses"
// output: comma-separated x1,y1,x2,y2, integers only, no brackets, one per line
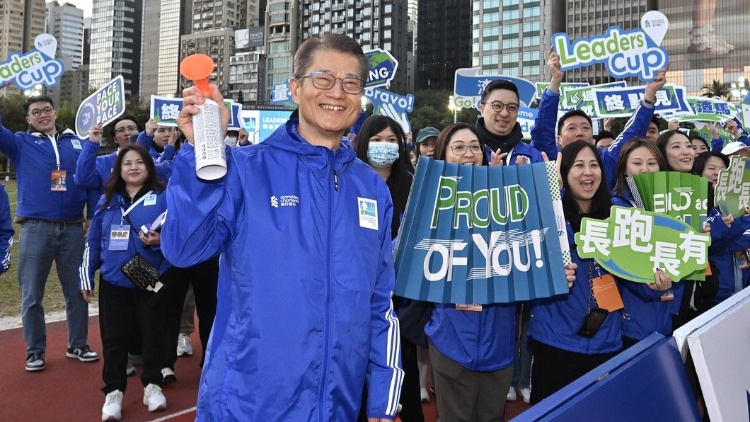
476,79,545,165
0,96,100,372
162,34,402,421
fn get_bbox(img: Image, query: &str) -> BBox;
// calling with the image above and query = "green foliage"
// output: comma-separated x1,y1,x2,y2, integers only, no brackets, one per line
701,79,732,99
410,89,479,134
55,102,76,129
0,94,31,133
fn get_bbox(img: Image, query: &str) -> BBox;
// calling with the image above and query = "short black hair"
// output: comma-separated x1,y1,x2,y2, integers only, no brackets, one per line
480,80,519,105
595,130,615,142
23,96,55,115
557,110,592,135
108,114,143,139
650,116,661,129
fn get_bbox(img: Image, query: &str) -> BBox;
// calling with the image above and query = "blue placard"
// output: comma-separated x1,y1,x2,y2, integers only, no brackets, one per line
150,95,183,127
75,76,126,139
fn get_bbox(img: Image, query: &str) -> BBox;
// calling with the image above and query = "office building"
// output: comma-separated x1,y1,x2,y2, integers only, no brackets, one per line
45,1,84,69
417,0,472,90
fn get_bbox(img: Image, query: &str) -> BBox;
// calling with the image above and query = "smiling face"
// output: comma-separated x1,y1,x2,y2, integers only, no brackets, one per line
479,88,519,137
444,128,483,166
625,146,661,177
566,147,601,213
691,138,708,154
664,133,695,172
701,156,727,187
557,115,594,147
120,150,148,190
290,49,363,146
25,101,56,134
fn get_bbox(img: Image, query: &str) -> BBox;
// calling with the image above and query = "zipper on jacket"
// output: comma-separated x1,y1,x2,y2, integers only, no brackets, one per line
318,154,335,422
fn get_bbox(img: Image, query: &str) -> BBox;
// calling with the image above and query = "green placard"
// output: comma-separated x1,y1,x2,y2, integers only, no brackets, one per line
576,206,711,283
714,155,750,217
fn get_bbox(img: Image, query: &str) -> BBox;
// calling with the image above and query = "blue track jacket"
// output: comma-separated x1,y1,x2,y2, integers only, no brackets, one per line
529,223,622,354
79,190,169,290
74,139,173,196
0,185,14,274
531,88,655,189
161,120,403,421
0,119,97,220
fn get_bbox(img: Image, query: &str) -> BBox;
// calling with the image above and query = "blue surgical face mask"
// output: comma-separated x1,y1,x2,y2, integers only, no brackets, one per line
367,142,400,168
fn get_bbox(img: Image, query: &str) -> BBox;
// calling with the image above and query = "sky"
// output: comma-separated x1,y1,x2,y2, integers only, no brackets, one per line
63,0,93,17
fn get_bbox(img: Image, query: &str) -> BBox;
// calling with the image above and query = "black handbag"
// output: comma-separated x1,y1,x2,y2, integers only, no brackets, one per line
119,214,162,291
121,253,161,291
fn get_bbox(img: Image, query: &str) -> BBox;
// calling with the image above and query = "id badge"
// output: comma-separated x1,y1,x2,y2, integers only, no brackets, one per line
592,274,624,312
455,304,482,312
660,288,675,302
109,225,130,251
51,169,67,192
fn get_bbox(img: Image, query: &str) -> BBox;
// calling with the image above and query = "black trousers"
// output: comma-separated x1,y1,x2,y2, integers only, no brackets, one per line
529,339,618,404
161,257,219,368
99,279,167,394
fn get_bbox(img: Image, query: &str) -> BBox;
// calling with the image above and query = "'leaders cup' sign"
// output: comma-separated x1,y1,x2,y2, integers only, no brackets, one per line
552,11,670,81
394,158,570,304
0,34,65,90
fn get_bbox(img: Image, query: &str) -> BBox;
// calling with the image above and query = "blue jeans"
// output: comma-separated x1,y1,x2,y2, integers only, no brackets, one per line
19,219,88,354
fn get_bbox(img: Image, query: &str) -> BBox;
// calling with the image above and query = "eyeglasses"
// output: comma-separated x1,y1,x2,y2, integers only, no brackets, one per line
29,107,54,117
485,101,520,114
114,125,138,134
298,72,364,94
450,145,483,155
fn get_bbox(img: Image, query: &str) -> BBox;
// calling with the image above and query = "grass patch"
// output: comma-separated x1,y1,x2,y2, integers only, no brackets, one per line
0,181,94,319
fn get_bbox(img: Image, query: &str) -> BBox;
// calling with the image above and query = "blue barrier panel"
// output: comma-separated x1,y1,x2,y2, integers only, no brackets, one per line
515,333,700,421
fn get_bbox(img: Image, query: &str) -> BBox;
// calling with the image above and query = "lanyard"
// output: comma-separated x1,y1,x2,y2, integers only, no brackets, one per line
48,135,60,170
119,190,153,224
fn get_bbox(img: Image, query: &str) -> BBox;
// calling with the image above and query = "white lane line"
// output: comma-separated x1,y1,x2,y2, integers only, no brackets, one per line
147,406,197,421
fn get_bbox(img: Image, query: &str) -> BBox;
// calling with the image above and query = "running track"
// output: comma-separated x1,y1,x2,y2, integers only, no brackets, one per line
0,315,528,421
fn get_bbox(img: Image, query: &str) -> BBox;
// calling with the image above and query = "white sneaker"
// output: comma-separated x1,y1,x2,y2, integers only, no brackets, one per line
126,362,136,376
420,387,430,403
102,390,123,421
506,386,517,401
143,383,167,412
520,387,531,404
177,333,193,356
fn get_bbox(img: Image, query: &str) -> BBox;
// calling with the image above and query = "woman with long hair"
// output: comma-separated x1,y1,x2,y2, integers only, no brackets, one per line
354,115,422,422
609,139,676,349
80,144,171,421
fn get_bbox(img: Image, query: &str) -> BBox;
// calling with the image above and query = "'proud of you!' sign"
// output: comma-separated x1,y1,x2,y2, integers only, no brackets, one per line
394,158,570,305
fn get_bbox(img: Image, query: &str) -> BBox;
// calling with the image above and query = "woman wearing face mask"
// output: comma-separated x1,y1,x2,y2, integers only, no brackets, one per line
610,139,677,349
354,115,423,422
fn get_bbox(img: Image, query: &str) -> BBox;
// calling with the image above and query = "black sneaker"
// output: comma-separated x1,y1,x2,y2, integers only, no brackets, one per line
26,352,46,372
66,345,100,362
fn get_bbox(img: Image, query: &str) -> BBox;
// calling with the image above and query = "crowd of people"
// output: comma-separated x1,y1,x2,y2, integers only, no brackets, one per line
1,32,748,421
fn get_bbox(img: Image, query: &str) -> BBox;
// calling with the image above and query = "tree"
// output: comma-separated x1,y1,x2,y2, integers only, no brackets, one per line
0,94,31,132
701,79,732,99
55,101,76,129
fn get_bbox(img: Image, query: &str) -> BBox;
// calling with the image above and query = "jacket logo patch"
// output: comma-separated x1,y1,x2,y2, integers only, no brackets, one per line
271,195,299,208
358,197,378,230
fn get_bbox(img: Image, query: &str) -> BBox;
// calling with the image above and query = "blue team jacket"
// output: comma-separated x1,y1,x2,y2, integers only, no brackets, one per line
531,88,655,189
161,120,403,421
79,190,169,290
74,140,173,196
529,223,622,354
0,120,97,220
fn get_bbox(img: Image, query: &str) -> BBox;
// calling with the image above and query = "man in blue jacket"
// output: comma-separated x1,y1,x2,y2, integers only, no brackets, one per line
530,49,668,189
0,96,100,371
162,34,402,421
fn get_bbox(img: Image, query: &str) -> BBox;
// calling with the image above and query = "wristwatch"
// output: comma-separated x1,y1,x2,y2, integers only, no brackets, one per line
642,97,656,105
